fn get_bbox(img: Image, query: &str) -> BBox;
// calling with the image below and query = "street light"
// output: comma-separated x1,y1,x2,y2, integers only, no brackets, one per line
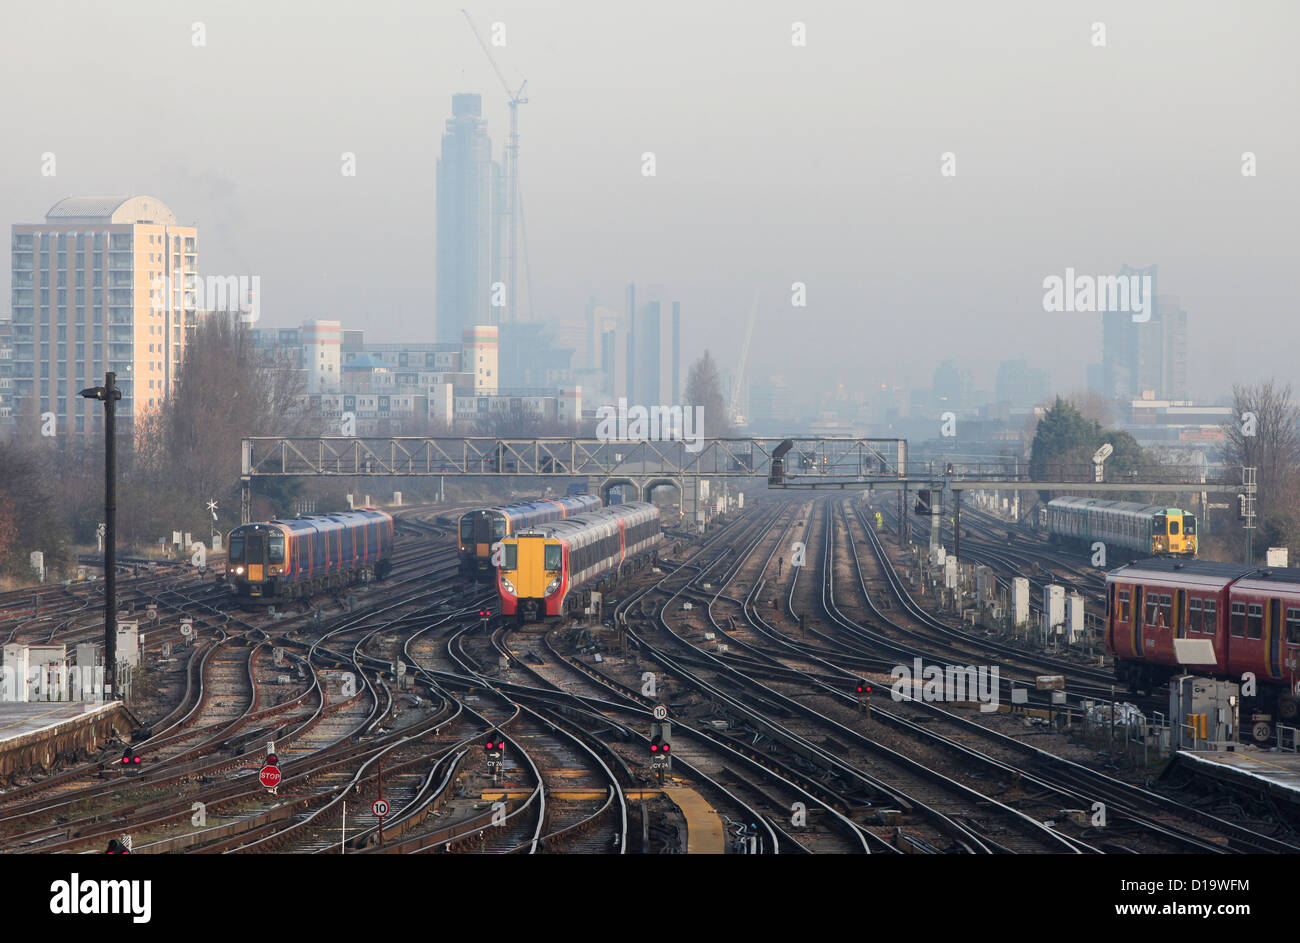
80,372,122,696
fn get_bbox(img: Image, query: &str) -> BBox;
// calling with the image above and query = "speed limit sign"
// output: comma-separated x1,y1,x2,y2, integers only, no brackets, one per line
372,798,389,818
652,704,668,721
179,619,193,637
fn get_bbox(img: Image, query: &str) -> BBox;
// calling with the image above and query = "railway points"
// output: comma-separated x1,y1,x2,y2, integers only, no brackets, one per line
1,488,1294,858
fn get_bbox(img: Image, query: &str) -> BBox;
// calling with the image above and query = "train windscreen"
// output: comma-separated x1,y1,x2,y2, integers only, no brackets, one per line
544,545,562,570
269,535,286,564
228,536,244,562
460,517,473,542
1184,515,1197,534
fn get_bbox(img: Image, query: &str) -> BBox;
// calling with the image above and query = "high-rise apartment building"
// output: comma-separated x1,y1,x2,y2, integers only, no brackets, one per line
1101,264,1188,401
627,285,681,405
436,94,500,345
9,196,198,439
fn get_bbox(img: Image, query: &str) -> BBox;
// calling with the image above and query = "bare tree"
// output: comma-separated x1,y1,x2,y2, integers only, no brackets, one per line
1223,380,1300,500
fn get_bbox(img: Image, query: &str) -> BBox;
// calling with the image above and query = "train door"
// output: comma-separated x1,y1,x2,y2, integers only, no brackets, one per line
1269,598,1284,680
1133,585,1144,655
247,530,265,583
1283,605,1300,720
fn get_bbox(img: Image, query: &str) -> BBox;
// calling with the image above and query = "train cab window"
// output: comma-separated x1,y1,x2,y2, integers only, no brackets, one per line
1117,589,1130,621
1184,516,1196,535
460,518,473,542
503,543,517,571
493,517,508,539
269,535,285,564
1188,597,1202,633
1231,602,1246,637
228,535,244,563
1247,604,1263,640
1287,608,1300,644
1202,600,1216,635
544,545,562,570
1153,515,1165,536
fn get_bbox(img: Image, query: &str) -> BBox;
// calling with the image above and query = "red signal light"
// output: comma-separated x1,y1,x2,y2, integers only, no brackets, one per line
650,742,659,752
661,743,670,753
497,741,505,750
133,756,141,764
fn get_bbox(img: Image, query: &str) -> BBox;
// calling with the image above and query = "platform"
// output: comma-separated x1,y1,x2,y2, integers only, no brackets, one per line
663,785,725,854
1172,747,1300,807
0,701,127,780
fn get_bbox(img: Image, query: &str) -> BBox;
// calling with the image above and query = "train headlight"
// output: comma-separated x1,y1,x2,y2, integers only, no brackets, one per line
546,577,560,595
500,576,516,596
235,566,244,575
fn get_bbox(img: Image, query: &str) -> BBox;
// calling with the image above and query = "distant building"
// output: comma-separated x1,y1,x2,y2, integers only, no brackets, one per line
627,285,681,406
436,94,500,344
1101,265,1188,402
994,359,1049,408
748,376,795,430
9,196,199,439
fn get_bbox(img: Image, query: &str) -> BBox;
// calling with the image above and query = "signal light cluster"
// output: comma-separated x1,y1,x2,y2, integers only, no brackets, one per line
854,680,872,696
121,748,141,765
105,839,130,855
649,738,671,754
484,739,505,753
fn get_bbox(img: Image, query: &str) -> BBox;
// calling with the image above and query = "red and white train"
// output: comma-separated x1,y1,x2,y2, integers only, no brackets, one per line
1105,558,1300,742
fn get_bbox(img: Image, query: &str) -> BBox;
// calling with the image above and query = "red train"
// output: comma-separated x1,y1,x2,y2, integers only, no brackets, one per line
1105,558,1300,742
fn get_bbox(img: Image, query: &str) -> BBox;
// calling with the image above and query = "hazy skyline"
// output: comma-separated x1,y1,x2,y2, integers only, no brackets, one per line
2,0,1296,404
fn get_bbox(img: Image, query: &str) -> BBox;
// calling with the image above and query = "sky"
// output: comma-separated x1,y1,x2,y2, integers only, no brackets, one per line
1,0,1297,404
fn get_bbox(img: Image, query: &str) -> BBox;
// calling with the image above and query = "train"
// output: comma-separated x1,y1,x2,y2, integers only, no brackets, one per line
1047,497,1197,558
458,494,602,579
1105,558,1300,742
226,509,395,602
497,502,663,623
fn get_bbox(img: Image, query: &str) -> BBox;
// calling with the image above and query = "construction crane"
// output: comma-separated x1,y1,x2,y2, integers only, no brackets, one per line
729,290,759,427
462,9,528,324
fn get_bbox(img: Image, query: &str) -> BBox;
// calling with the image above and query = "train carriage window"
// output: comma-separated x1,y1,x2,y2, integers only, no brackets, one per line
1247,604,1263,640
1188,597,1202,633
1159,594,1172,626
1117,589,1130,621
1145,593,1159,626
1287,608,1300,644
1230,602,1247,637
1203,600,1216,636
269,535,285,564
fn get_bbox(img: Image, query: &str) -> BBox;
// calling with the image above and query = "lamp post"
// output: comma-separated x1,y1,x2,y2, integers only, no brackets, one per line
80,372,122,696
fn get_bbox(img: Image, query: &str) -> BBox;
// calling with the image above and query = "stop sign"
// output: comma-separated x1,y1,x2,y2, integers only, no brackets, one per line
259,765,281,789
